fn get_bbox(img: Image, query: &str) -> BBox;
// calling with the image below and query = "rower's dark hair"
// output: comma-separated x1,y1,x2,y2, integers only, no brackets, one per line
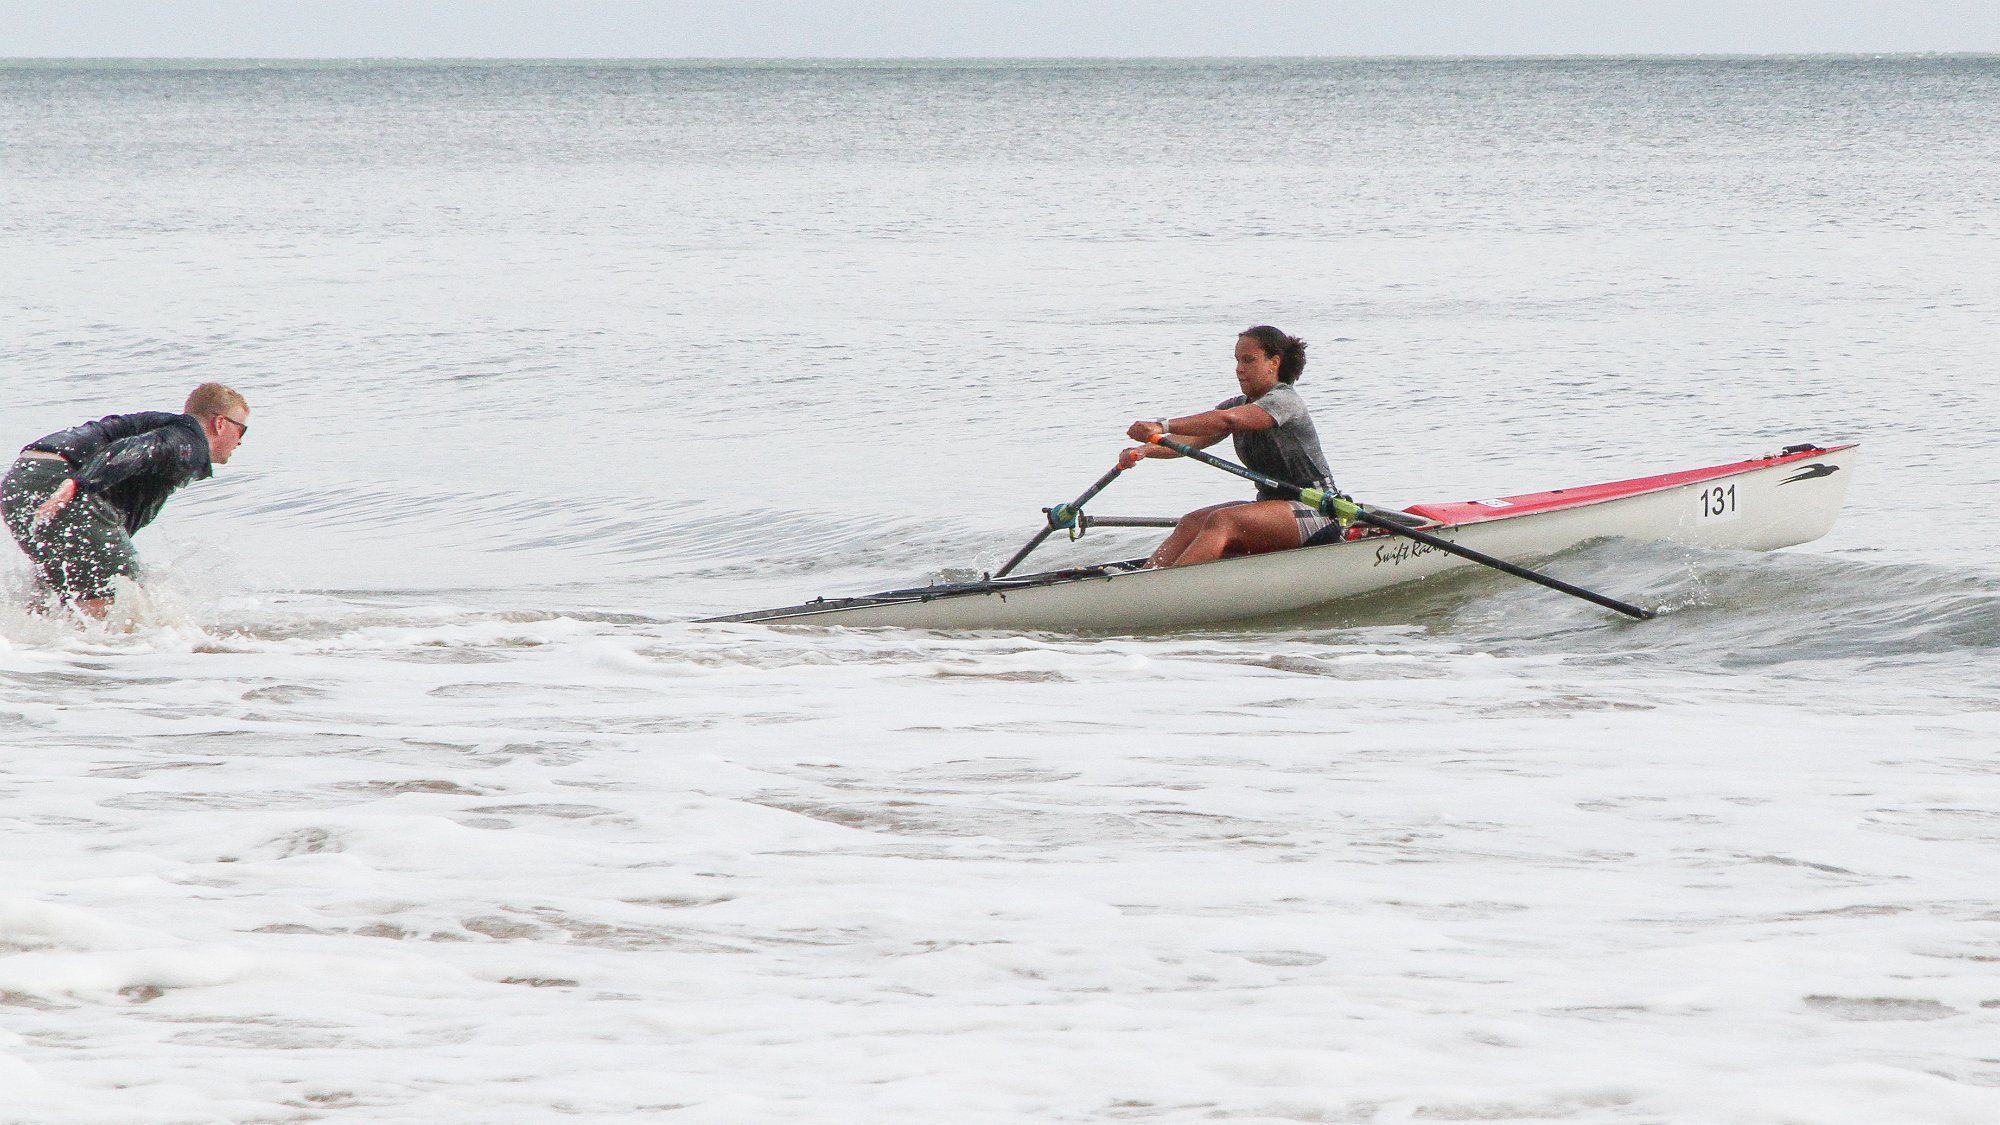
1240,325,1307,384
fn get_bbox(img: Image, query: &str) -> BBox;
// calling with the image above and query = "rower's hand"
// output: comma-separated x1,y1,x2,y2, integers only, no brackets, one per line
31,479,76,528
1126,420,1166,443
1117,447,1148,470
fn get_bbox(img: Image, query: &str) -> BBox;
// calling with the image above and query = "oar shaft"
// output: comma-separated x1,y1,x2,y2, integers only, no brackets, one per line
1148,436,1349,517
1149,436,1654,621
1348,509,1655,620
993,528,1056,580
1052,464,1129,526
993,463,1129,578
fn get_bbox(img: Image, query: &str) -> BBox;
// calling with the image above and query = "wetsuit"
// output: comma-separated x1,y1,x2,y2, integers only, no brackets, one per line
2,412,213,602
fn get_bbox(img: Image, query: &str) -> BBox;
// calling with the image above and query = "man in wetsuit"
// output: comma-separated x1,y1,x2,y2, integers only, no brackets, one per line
2,383,251,617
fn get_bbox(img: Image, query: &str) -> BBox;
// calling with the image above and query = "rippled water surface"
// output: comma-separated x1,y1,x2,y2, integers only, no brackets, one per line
2,58,1998,1124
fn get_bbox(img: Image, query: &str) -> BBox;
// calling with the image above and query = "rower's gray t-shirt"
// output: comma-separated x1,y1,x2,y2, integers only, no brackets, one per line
1217,383,1335,500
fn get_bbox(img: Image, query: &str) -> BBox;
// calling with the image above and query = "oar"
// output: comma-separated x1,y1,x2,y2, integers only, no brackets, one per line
1146,435,1656,621
992,463,1128,578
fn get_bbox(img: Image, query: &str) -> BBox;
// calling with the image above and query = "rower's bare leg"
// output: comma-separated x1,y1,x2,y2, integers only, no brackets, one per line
1166,500,1302,567
1147,503,1240,568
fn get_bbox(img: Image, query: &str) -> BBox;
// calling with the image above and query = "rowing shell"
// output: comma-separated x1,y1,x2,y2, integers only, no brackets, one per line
708,442,1857,631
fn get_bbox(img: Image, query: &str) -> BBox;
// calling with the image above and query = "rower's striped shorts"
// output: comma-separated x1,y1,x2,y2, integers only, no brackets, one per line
1290,501,1334,544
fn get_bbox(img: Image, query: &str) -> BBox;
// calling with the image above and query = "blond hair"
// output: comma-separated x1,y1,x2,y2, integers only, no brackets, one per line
184,382,248,419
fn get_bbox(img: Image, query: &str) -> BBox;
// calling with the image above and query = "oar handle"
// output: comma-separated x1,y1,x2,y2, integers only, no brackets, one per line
1147,435,1654,621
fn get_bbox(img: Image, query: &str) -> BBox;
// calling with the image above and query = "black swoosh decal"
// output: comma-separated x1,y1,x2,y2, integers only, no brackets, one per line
1780,464,1840,484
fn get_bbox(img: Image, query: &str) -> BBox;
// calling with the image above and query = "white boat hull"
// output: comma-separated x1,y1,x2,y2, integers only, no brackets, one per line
714,443,1857,631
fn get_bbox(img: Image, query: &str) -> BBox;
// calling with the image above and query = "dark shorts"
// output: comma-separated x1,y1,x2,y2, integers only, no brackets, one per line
1,456,141,602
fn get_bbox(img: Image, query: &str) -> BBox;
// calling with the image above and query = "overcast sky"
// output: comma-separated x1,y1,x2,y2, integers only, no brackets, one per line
3,1,1997,58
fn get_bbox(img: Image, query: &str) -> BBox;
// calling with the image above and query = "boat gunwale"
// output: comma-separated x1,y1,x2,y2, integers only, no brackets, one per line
1402,442,1857,527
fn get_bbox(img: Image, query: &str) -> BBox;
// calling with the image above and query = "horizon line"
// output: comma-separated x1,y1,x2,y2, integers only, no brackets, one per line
4,51,1996,62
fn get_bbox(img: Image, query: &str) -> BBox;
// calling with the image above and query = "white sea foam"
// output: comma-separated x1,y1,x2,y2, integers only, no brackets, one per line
4,605,1999,1122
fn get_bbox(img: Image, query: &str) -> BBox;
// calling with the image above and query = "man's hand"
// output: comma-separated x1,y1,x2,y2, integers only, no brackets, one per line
1117,447,1149,470
1126,419,1167,443
31,479,76,528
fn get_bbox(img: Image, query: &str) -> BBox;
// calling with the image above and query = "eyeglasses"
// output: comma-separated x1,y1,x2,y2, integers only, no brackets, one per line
219,416,249,438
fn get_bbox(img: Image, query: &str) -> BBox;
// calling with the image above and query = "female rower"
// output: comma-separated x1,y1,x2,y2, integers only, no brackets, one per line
1120,325,1336,568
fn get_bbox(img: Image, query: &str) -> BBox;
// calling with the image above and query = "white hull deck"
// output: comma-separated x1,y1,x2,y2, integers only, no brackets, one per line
711,443,1857,631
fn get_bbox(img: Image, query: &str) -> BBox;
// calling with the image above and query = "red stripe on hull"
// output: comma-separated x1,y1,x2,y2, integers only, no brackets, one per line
1401,443,1857,527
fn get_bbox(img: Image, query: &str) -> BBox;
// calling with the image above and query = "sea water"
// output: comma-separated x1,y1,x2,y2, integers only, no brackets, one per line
1,57,1998,1124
